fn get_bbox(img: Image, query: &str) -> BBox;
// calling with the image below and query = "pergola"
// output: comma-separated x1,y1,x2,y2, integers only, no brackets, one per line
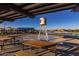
0,3,78,23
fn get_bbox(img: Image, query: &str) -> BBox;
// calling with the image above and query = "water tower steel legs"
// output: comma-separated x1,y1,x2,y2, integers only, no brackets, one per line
37,26,48,41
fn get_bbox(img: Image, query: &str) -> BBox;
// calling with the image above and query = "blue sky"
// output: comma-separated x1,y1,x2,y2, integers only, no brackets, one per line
0,9,79,29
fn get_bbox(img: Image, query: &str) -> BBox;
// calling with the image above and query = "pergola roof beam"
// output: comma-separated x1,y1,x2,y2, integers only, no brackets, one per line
0,3,34,17
30,3,73,13
5,13,22,18
9,15,26,19
23,3,53,10
0,11,16,17
34,4,76,15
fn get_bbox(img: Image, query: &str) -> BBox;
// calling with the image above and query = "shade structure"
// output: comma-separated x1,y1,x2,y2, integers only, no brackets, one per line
0,3,78,22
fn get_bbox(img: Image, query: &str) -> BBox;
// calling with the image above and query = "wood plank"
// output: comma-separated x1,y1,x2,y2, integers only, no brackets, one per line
15,50,33,56
65,39,79,44
23,38,69,48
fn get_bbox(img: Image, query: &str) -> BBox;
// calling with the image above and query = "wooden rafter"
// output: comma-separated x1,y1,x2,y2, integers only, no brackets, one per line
0,3,78,22
0,3,34,17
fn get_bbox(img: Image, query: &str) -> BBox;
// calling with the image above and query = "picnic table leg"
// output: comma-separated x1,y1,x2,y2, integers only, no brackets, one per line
48,45,57,56
22,44,29,50
10,39,13,44
13,37,15,45
13,37,16,45
55,45,58,56
55,49,57,56
1,45,4,52
1,41,4,51
22,44,25,50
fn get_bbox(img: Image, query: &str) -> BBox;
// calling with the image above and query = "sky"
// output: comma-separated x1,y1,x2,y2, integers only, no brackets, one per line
0,9,79,29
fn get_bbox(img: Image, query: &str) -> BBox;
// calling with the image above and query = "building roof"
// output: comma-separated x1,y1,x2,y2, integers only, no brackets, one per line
0,3,78,22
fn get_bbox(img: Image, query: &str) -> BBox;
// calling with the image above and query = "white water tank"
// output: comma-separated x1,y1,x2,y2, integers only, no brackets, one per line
40,17,46,26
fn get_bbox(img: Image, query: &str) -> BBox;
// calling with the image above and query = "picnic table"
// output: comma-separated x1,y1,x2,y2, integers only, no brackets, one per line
56,39,79,56
22,38,70,55
63,39,79,47
8,35,22,45
0,37,11,51
23,38,69,48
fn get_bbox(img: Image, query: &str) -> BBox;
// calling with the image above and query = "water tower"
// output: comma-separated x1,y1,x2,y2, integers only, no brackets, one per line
37,17,48,41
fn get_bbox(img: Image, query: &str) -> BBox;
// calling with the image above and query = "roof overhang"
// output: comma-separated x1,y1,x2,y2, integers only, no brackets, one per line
0,3,78,22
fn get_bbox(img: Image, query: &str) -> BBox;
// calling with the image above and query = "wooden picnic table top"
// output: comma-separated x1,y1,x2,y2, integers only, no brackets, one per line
23,38,70,48
8,35,21,37
0,36,11,41
65,39,79,45
15,50,33,56
8,35,22,39
23,40,53,48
